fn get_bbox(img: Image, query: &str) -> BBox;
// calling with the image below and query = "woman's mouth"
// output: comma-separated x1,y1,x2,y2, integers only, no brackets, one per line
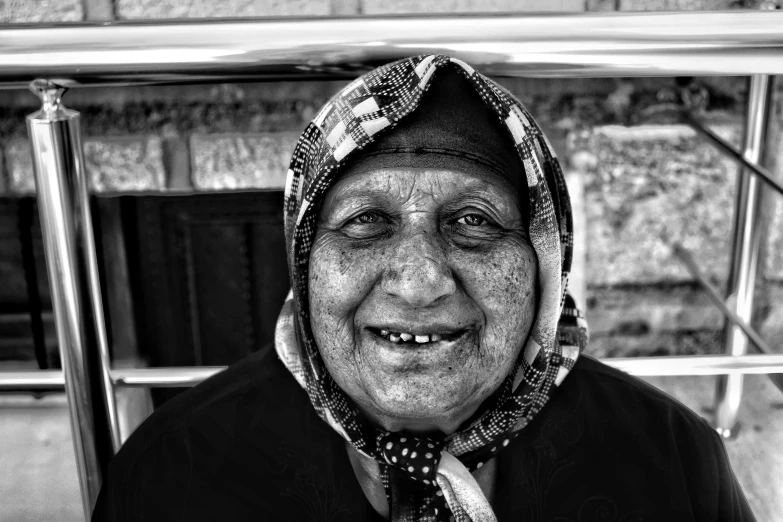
369,328,466,345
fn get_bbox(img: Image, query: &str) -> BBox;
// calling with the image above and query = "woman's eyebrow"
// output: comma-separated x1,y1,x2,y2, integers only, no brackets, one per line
333,186,391,200
321,192,390,221
328,189,390,209
448,189,518,210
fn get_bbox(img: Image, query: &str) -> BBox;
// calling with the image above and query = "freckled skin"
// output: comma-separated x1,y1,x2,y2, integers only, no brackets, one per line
309,167,537,435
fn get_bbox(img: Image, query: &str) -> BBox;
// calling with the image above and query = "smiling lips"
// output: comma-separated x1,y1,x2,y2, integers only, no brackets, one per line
373,327,468,345
379,330,443,344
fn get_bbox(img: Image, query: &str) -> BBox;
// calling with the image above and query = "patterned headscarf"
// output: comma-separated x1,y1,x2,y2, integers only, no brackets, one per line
275,55,588,522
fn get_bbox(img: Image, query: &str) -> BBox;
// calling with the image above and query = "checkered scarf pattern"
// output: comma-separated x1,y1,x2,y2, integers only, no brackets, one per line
275,55,588,521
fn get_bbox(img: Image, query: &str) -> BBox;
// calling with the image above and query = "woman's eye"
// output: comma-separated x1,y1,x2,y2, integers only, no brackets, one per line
355,211,383,224
457,214,486,226
341,211,392,238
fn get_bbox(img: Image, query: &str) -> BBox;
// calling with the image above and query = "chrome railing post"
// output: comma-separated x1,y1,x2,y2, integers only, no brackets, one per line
26,79,121,519
714,74,775,438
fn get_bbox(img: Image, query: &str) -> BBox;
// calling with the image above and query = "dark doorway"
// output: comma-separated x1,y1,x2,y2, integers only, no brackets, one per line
121,192,290,405
0,198,57,371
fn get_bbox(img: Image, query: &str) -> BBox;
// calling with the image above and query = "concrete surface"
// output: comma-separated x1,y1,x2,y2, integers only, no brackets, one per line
0,394,83,522
642,373,783,522
115,0,330,18
6,137,166,195
1,373,780,521
619,0,734,9
581,124,742,287
362,0,584,14
190,132,297,190
0,0,83,22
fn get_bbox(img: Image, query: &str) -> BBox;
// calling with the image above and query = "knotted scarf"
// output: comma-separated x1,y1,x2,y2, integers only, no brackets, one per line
275,55,588,521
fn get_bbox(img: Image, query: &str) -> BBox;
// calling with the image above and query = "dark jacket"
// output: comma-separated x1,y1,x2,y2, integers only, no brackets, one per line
93,348,755,521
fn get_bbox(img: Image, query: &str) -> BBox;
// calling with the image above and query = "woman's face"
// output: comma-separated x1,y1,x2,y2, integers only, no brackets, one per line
309,167,537,434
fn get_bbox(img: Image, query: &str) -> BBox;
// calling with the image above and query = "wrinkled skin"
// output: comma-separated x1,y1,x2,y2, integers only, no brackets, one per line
309,167,538,434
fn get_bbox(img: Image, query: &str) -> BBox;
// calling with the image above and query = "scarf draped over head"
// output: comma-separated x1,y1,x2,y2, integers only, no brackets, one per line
275,55,588,522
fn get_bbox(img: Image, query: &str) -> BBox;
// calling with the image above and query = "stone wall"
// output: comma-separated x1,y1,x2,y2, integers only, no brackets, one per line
0,0,782,360
0,0,774,22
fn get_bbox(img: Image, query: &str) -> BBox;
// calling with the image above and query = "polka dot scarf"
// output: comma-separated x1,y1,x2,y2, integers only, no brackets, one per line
275,55,588,521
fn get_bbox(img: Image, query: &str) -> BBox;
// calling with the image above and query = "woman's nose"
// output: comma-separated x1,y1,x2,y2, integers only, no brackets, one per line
381,232,456,307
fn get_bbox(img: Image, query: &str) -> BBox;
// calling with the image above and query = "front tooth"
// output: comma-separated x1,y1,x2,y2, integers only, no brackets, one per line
400,333,413,342
430,334,442,342
415,335,429,343
389,333,401,342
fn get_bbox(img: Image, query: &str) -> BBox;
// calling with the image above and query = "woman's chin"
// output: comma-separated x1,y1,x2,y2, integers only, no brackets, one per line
358,375,483,434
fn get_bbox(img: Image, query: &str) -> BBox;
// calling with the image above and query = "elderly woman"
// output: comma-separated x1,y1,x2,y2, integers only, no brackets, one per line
93,56,754,521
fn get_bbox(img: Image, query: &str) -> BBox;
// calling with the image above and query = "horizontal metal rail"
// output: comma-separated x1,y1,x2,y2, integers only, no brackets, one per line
606,354,783,376
3,354,783,391
0,369,67,389
112,367,224,387
1,11,783,88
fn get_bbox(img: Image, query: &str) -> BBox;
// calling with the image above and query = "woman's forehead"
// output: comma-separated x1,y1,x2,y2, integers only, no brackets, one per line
317,167,523,221
327,167,519,202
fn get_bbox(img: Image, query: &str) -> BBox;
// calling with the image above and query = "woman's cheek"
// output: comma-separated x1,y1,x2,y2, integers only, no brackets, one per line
309,237,353,355
453,241,537,356
308,234,387,350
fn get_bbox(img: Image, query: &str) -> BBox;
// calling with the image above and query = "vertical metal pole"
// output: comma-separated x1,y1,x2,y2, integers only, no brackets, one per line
714,74,774,438
26,79,122,519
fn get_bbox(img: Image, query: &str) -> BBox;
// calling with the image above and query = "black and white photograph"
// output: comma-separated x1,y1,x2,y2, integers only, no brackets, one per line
0,1,781,520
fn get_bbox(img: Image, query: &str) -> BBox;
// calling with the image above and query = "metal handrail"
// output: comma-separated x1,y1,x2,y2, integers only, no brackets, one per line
665,236,783,396
4,354,783,392
683,112,783,199
713,75,774,438
25,80,115,516
0,11,783,87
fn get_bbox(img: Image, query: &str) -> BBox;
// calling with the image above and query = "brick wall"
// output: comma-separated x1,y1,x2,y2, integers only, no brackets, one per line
1,0,782,358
